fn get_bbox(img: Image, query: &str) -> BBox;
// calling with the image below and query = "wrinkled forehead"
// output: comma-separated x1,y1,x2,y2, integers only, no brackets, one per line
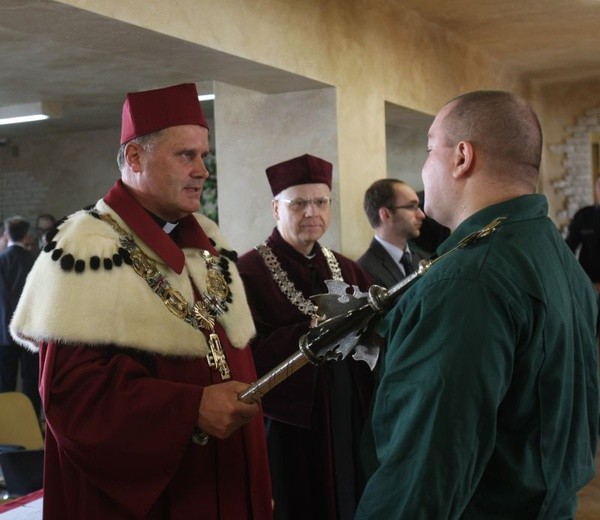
277,183,331,199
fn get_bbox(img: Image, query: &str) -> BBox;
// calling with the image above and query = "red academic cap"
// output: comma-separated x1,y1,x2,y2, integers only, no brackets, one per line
266,154,333,196
120,83,209,144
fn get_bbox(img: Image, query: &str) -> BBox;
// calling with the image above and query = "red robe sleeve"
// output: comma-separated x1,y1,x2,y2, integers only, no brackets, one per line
39,341,203,518
39,332,272,520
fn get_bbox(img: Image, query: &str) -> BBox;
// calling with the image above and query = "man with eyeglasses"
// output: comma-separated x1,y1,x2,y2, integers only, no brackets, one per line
358,178,427,288
238,153,374,520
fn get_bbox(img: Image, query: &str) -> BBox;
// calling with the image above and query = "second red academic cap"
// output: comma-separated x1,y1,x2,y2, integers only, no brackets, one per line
266,154,333,196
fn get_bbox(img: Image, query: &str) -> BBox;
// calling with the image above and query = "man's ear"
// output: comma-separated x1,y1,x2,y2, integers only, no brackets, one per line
125,142,143,173
271,199,280,220
453,140,474,179
378,206,391,223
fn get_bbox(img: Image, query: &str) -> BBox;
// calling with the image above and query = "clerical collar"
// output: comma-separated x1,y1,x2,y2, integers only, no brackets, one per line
305,242,319,259
146,210,179,234
162,221,179,234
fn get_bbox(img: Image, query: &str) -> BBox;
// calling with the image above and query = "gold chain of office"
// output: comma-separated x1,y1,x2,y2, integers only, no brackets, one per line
95,211,232,380
255,242,343,321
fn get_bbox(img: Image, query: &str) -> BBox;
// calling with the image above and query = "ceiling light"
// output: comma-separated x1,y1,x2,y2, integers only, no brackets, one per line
198,94,215,102
0,101,62,126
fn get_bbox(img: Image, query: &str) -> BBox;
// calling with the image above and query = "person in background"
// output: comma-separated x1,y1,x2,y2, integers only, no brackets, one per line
35,213,56,251
11,83,272,520
237,154,373,520
413,189,451,256
566,177,600,293
0,216,39,414
0,225,7,252
22,229,39,254
356,90,599,519
358,178,427,288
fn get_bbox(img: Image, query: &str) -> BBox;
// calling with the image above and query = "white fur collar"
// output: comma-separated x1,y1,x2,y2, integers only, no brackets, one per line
10,201,255,358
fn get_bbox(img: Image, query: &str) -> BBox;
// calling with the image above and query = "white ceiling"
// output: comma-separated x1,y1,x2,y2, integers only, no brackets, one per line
1,0,599,141
0,0,327,141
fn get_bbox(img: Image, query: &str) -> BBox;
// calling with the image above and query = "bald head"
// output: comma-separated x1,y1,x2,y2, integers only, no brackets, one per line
442,90,542,188
423,91,544,230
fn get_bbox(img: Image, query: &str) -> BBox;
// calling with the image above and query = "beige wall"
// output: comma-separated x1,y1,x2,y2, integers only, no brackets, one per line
386,124,430,191
57,0,525,258
214,83,340,253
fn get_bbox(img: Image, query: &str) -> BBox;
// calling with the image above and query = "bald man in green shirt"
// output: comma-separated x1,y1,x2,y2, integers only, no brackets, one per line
357,91,599,519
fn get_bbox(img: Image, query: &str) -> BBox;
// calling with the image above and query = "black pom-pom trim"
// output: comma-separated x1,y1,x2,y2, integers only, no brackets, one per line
44,241,57,253
55,216,68,227
51,248,63,261
60,254,75,271
90,256,101,270
103,258,113,270
45,229,58,242
75,259,86,273
118,247,131,264
220,248,238,263
113,254,122,266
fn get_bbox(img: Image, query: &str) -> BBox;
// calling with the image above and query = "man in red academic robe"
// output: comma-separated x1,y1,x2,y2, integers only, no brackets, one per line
238,154,373,520
11,83,272,520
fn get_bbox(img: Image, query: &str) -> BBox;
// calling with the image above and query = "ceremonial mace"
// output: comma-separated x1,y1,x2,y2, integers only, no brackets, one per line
237,261,431,404
237,216,508,405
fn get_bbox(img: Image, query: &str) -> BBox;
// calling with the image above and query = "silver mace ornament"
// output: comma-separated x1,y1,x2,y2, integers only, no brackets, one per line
238,215,508,405
238,261,431,404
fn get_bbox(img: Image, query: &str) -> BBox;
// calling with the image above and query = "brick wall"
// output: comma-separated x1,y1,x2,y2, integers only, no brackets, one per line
550,107,600,234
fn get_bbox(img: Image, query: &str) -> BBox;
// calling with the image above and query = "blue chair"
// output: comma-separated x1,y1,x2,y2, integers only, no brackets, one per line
0,449,44,497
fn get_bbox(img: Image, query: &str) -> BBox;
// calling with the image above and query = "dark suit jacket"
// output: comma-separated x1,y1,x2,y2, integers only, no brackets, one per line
357,238,426,289
0,245,35,345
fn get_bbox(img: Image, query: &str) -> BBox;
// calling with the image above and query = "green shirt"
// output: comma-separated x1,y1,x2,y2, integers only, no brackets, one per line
357,194,599,519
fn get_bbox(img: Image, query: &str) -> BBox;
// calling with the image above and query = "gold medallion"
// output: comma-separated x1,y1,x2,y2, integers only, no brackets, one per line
206,270,230,301
193,300,216,330
98,212,233,383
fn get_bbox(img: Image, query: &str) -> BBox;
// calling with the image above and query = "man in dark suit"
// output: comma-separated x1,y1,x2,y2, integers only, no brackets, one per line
358,179,426,288
413,190,450,256
0,216,39,415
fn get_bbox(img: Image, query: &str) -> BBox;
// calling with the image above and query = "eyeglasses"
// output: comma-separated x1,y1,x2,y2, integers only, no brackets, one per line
388,202,422,212
277,197,332,211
